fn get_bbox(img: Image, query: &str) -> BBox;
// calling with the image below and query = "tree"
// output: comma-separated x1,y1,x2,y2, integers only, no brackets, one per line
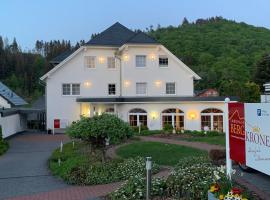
182,17,189,26
66,114,133,162
254,54,270,90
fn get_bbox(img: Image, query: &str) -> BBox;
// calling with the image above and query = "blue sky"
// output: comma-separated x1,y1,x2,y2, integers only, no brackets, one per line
1,0,269,50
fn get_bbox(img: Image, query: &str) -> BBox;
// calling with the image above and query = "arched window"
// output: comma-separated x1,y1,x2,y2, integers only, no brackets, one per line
105,107,115,114
128,108,147,127
201,108,223,132
161,108,184,130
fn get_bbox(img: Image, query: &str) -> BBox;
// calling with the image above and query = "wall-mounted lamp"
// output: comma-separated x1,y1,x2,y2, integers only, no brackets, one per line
84,81,92,87
149,54,156,61
98,56,105,64
124,80,131,87
155,80,162,88
123,54,129,61
189,112,196,120
150,111,158,120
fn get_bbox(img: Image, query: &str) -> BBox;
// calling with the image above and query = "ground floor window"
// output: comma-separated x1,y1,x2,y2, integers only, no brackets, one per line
201,108,223,132
128,108,147,127
162,108,184,130
105,107,115,114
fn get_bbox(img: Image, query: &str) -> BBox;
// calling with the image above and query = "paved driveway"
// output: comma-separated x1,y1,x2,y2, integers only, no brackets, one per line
0,132,70,200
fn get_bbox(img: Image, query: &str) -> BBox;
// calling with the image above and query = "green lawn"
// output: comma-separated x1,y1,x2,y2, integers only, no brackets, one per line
116,141,207,166
183,135,225,146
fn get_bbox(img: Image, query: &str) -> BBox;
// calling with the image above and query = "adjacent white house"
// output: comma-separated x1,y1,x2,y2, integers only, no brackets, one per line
40,22,237,132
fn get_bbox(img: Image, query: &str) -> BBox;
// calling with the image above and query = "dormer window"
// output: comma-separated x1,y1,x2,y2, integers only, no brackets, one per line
85,56,96,68
136,55,146,67
107,57,116,69
159,56,168,67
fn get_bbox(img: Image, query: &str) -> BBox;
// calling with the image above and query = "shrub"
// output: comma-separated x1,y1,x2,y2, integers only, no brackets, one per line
209,149,226,165
140,130,163,136
67,114,133,145
109,175,167,200
132,125,149,134
0,126,9,156
163,124,173,132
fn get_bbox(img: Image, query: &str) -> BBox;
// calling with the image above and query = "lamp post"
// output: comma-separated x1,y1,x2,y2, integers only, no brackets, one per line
146,157,152,200
225,97,232,179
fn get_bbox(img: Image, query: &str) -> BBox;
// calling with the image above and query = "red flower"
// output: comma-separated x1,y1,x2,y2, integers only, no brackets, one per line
231,187,243,195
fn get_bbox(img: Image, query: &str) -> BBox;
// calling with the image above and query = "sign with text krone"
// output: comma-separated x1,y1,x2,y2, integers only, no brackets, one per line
228,103,246,164
245,103,270,175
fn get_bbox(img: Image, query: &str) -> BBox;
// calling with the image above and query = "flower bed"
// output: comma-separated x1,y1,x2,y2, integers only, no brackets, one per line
49,142,160,185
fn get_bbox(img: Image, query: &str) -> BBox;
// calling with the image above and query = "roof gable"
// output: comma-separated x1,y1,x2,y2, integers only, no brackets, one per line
0,82,27,106
86,22,158,47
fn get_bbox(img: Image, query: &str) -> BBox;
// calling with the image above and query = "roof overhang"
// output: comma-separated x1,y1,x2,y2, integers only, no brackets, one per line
76,96,239,104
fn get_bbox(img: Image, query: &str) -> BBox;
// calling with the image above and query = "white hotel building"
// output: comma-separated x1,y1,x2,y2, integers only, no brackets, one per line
40,23,237,132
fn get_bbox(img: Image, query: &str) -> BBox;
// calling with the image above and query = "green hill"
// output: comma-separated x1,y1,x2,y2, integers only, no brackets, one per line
149,17,270,101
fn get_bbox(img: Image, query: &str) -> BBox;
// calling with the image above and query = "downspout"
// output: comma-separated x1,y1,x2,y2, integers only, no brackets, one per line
115,53,122,97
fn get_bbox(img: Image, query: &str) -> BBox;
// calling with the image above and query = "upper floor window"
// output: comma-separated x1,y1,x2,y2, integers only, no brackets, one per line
108,84,116,95
136,82,147,95
166,82,176,94
136,55,146,67
85,56,96,68
107,57,116,69
62,83,80,96
159,56,168,67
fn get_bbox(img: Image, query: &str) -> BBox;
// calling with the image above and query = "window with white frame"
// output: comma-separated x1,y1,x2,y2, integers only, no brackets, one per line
166,82,176,94
136,55,146,67
136,82,147,95
62,83,80,96
108,84,116,95
128,108,147,127
107,57,116,69
201,108,223,132
159,56,168,67
85,56,96,68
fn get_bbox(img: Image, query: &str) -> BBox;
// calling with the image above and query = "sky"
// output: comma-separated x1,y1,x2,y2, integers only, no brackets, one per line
1,0,270,50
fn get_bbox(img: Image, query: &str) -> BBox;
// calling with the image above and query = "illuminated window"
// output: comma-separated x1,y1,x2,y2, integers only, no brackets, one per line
136,55,146,67
162,108,184,130
201,108,223,132
85,56,95,68
128,108,147,127
107,57,115,69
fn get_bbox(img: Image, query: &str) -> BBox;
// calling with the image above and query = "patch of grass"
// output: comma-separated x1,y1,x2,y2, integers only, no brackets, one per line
0,141,9,156
116,141,207,166
184,135,225,146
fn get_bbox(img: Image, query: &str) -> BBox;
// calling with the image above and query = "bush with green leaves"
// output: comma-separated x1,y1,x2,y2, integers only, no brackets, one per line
163,124,173,132
66,114,133,146
109,174,167,200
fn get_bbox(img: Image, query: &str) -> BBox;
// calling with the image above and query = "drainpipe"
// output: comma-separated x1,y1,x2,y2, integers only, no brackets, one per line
115,54,122,97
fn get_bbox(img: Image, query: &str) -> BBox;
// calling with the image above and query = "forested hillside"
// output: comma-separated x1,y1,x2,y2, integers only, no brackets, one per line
149,17,270,101
1,17,270,102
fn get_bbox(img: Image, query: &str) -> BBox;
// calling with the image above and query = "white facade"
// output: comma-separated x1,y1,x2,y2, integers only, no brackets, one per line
41,25,229,132
0,96,11,108
0,114,27,138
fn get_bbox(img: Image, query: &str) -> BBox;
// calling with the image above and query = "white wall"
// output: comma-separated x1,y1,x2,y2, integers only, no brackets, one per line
0,96,11,108
0,114,27,138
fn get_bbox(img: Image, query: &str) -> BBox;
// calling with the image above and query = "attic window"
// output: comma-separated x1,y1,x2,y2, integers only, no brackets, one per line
85,56,96,68
159,56,168,67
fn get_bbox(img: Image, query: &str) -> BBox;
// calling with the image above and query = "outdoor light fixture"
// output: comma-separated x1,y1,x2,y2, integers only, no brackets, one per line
190,113,196,120
84,81,92,87
150,111,158,120
124,80,131,87
98,56,105,64
149,53,156,60
123,54,129,61
155,80,162,88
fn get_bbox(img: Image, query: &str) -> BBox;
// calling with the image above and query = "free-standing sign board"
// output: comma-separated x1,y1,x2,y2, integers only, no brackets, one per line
228,103,270,175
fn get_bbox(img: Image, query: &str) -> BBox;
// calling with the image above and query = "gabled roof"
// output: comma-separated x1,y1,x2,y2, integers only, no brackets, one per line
0,82,27,107
50,50,75,64
86,22,159,47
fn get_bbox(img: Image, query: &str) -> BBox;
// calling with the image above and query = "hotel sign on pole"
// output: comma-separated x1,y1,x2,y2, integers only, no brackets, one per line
228,103,270,175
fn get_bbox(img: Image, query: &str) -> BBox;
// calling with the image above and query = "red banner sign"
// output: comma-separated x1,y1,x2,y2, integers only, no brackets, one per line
54,119,60,129
228,103,246,164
